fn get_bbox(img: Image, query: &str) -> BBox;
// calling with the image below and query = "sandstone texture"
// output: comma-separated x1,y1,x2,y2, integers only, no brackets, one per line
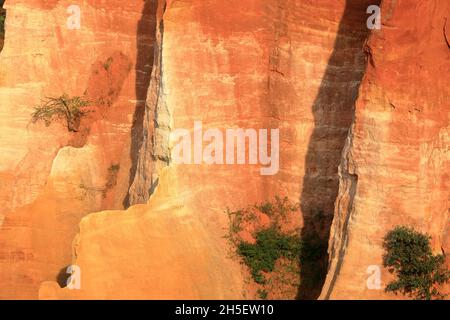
0,0,448,300
39,167,247,299
320,0,450,300
38,0,380,299
0,0,156,298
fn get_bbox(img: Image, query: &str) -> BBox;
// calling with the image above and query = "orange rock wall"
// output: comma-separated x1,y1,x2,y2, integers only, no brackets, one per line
0,0,156,299
320,0,450,300
0,0,447,300
40,0,378,299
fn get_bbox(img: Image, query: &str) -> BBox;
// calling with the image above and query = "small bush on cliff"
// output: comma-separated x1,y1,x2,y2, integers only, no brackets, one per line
383,226,450,300
238,227,301,284
227,197,302,298
31,94,91,132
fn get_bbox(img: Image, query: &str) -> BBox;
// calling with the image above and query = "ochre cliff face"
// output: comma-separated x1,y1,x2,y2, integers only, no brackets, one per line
0,0,156,298
0,0,448,300
320,0,450,299
40,167,248,299
41,0,378,299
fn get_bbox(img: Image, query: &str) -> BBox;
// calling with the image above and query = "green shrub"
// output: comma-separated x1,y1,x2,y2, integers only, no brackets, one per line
383,226,450,300
257,289,268,300
0,13,5,34
31,94,91,132
238,228,301,284
227,197,304,298
255,196,298,222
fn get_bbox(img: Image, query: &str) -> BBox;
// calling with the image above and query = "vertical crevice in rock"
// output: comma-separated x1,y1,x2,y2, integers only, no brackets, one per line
0,0,5,53
320,0,450,299
126,0,169,207
321,130,359,299
126,0,159,208
444,18,450,49
298,0,380,299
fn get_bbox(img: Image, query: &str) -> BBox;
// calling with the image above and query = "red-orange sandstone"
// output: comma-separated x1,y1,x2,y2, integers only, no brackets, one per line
0,0,447,300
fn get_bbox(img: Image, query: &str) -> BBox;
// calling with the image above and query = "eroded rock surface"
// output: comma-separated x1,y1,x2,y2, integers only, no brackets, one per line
320,0,450,300
0,0,156,299
0,0,448,300
40,0,378,299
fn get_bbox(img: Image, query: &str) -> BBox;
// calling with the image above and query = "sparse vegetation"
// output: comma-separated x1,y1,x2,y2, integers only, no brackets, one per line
227,197,302,299
0,2,4,27
257,289,268,300
78,163,120,199
31,94,91,132
383,226,450,300
238,227,301,284
0,8,5,41
0,14,4,33
102,164,120,198
227,197,333,299
103,56,114,71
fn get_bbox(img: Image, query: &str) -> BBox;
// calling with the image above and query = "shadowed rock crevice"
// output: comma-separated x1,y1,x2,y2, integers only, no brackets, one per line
56,265,71,288
125,0,159,207
0,1,5,52
0,1,161,299
126,0,169,207
298,0,380,300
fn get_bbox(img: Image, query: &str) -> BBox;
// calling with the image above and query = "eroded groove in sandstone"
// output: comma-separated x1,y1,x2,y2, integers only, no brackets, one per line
126,0,159,208
127,0,169,206
0,0,158,299
320,0,450,299
298,0,380,299
322,130,358,300
444,18,450,49
1,0,447,301
0,2,5,52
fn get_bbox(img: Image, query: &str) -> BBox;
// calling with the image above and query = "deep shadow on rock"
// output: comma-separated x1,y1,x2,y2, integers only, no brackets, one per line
124,0,158,208
298,0,380,300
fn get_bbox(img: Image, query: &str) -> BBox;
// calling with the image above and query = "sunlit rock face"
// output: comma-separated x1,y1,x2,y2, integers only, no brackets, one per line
39,167,249,300
1,0,447,300
320,0,450,300
39,0,377,299
0,0,156,299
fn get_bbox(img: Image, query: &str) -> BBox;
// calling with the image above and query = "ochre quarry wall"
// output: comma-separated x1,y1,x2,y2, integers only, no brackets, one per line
0,0,156,299
40,0,378,299
0,0,447,300
320,0,450,300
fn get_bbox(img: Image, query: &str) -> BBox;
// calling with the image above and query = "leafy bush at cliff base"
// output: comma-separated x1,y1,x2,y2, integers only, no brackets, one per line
383,226,450,300
226,196,303,291
227,197,333,299
31,94,91,132
238,228,301,284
